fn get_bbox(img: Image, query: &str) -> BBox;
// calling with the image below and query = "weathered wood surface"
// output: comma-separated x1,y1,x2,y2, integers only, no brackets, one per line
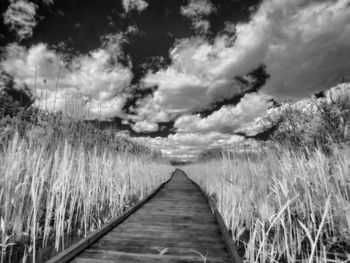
51,169,242,263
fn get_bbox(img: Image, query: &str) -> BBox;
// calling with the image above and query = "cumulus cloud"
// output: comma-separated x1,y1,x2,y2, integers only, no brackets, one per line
3,0,38,40
180,0,216,34
134,132,245,160
132,120,159,133
1,42,132,119
142,36,261,120
174,92,272,133
192,18,211,35
218,0,350,98
261,0,350,98
122,0,148,13
138,0,350,158
100,33,128,60
141,0,350,123
133,95,171,122
88,96,128,119
69,49,132,101
180,0,216,18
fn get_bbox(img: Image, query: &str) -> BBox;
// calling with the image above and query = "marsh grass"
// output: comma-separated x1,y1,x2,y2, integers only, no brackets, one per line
184,147,350,262
0,132,172,262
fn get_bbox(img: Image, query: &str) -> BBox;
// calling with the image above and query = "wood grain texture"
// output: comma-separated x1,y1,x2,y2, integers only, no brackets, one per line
48,169,242,263
187,174,243,263
46,172,174,263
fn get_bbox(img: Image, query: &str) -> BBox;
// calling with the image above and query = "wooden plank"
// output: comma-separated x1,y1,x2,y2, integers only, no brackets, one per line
46,173,174,263
131,209,214,217
139,206,211,213
114,221,220,231
47,168,243,263
142,202,210,207
149,197,208,202
100,235,224,244
124,214,215,223
110,225,221,235
75,249,231,263
89,243,227,256
90,240,227,250
186,173,243,263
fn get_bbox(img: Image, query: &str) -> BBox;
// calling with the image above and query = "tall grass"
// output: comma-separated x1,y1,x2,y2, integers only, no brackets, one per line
0,132,172,262
184,147,350,262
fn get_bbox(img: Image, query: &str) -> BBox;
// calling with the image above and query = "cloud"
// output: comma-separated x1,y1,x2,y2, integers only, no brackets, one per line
139,0,350,128
180,0,216,34
133,95,171,122
132,120,159,132
140,0,350,158
126,25,141,35
174,92,272,133
122,0,148,13
1,42,132,119
100,33,128,60
134,132,245,160
69,49,132,101
212,0,350,98
260,0,350,98
88,96,128,119
180,0,216,18
141,36,261,120
192,18,211,35
3,0,38,40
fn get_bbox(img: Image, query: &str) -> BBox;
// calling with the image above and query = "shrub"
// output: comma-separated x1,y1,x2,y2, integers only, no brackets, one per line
265,85,350,154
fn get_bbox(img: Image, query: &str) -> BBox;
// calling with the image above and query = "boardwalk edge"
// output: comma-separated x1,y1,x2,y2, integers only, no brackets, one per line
183,169,244,263
46,171,175,263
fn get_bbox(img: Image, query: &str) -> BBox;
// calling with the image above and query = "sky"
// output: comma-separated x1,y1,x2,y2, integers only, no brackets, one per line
1,0,350,160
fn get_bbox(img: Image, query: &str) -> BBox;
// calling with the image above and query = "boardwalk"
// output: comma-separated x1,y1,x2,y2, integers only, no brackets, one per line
52,169,241,263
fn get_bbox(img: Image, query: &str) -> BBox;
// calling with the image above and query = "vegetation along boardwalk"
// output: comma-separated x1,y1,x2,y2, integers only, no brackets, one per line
48,169,242,263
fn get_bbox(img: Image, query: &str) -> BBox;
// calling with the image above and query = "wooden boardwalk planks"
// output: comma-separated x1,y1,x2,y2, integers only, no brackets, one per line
49,169,242,263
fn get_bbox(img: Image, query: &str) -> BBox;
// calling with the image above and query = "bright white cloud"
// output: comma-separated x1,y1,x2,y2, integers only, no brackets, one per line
174,92,272,133
132,120,159,133
134,132,245,160
88,96,127,119
180,0,216,18
141,0,350,157
142,0,350,124
142,36,262,119
180,0,216,34
3,0,38,40
69,49,132,101
1,43,132,119
122,0,148,13
34,91,127,120
100,33,128,60
133,95,171,122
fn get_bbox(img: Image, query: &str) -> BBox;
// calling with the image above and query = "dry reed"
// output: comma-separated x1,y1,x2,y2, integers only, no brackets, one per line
0,132,172,262
184,147,350,263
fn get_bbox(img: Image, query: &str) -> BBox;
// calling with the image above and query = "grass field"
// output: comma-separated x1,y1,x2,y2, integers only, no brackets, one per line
0,130,172,262
184,147,350,262
1,83,349,263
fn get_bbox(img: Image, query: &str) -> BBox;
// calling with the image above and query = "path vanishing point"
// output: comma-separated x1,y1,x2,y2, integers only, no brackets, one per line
48,169,243,263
